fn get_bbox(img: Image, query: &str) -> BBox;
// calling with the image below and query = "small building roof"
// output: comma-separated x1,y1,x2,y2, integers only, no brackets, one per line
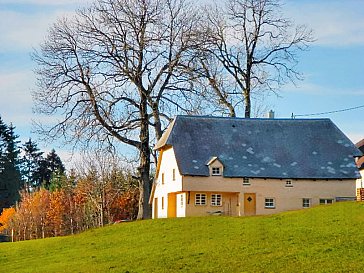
355,139,364,169
155,115,361,179
356,139,364,153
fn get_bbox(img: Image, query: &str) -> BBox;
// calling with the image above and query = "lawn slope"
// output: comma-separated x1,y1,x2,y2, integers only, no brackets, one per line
1,202,364,272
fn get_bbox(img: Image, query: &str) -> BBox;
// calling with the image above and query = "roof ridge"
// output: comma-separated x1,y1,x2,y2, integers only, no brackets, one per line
175,115,331,121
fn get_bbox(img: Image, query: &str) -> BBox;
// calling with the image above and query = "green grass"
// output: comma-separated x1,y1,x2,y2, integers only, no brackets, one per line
1,202,364,272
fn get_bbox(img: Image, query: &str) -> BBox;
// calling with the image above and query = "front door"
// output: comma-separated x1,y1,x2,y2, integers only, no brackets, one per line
167,193,177,218
244,193,256,216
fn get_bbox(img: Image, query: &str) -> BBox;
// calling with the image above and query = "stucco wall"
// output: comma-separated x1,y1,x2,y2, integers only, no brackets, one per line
185,192,239,217
184,176,356,215
152,147,183,218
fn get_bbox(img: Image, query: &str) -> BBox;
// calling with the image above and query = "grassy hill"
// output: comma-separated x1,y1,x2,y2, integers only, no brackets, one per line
1,202,364,272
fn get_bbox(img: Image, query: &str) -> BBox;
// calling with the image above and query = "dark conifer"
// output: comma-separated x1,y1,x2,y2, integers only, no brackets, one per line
0,123,22,210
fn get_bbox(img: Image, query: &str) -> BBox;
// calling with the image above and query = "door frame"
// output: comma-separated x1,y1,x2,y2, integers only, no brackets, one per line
243,193,256,216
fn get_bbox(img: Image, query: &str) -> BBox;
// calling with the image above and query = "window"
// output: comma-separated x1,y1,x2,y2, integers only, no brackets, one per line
211,194,222,206
303,198,311,208
265,198,275,209
243,177,250,186
285,180,293,187
161,173,165,185
161,197,164,209
172,169,176,181
180,194,184,208
195,193,206,205
211,167,221,176
320,199,334,205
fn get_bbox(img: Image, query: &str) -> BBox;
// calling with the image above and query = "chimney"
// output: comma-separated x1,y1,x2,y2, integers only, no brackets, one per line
267,110,275,119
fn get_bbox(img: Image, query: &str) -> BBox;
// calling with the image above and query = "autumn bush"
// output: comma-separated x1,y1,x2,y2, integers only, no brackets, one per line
0,169,139,241
0,207,16,234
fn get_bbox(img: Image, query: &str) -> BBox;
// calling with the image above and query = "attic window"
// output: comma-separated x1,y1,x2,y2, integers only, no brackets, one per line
212,167,221,176
285,180,293,187
243,177,250,186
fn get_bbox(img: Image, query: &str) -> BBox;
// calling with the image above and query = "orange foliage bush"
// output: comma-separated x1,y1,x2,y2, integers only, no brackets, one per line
6,171,140,241
0,207,16,233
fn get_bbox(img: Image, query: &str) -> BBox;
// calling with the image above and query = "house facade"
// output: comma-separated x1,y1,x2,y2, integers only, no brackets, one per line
150,116,361,218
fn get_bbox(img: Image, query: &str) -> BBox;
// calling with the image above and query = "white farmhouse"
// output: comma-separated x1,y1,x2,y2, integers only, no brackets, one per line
150,115,361,218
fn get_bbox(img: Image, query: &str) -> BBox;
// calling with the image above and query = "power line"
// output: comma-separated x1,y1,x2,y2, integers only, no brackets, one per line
292,104,364,118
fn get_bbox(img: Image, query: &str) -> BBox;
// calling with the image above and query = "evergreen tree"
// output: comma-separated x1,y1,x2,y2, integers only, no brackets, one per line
21,138,44,191
0,123,22,210
0,117,8,210
0,117,7,175
41,149,65,189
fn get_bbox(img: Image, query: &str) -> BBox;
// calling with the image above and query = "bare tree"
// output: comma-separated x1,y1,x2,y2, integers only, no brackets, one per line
197,0,314,117
32,0,202,219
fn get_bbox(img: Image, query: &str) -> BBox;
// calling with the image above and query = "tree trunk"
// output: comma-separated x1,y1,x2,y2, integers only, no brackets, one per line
244,70,251,118
137,92,152,220
244,93,251,118
151,103,163,141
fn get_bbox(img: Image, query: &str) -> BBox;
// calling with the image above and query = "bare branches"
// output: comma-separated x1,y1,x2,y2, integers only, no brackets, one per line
32,0,206,219
195,0,314,117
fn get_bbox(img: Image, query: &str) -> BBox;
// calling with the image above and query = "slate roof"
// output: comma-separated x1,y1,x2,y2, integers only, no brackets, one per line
155,115,362,179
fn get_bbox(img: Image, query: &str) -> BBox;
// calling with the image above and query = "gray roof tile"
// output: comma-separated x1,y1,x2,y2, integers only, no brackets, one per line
155,115,361,179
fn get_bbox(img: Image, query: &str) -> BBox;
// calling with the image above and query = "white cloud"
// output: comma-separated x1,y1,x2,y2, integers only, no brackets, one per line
0,70,34,109
0,9,77,51
0,70,35,134
281,81,364,97
285,1,364,46
0,0,86,5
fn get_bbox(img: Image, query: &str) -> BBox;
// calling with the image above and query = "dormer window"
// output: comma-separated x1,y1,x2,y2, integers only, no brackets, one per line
212,167,221,176
206,156,224,176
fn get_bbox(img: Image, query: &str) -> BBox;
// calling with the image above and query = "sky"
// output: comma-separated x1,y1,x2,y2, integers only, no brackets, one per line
0,0,363,166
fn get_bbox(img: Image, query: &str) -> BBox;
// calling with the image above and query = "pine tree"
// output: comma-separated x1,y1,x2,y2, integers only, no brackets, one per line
0,117,8,210
22,138,44,191
0,123,22,210
42,149,65,189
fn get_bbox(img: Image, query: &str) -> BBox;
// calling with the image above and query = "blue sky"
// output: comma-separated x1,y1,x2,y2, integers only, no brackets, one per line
269,0,364,143
0,0,363,165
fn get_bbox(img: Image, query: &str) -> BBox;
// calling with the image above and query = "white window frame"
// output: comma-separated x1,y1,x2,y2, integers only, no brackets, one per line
285,180,293,187
302,198,311,208
211,194,222,206
180,194,184,208
172,169,176,181
195,193,207,205
264,198,275,209
243,177,250,186
161,173,165,185
161,196,164,210
211,167,221,176
320,198,334,205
